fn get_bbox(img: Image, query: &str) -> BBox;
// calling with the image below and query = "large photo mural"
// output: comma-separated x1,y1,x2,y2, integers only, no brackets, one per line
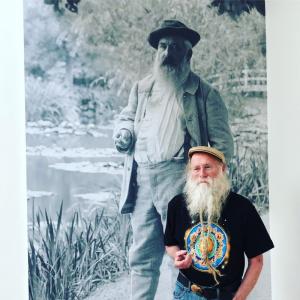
24,1,270,299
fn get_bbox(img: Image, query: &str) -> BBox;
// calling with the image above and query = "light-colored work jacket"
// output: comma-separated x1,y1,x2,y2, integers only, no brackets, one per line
114,71,234,214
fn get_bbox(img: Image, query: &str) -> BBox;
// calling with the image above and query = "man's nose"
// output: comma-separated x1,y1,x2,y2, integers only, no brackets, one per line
199,168,207,178
164,46,174,57
163,46,170,56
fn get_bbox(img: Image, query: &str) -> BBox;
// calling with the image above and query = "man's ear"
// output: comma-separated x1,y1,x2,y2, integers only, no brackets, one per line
222,164,226,172
186,49,193,61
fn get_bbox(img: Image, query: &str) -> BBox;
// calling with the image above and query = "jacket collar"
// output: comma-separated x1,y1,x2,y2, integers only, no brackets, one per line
182,71,199,95
138,71,199,95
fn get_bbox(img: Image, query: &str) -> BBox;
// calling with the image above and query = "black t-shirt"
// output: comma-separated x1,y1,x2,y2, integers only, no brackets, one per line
164,191,274,287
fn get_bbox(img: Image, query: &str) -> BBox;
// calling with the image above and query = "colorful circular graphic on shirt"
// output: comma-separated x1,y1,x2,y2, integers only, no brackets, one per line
185,222,228,271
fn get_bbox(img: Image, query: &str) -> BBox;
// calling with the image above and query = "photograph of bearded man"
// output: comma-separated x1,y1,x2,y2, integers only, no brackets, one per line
113,20,234,300
165,146,274,300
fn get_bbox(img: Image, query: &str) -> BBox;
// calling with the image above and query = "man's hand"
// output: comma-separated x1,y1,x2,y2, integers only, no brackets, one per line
174,250,192,269
114,129,133,153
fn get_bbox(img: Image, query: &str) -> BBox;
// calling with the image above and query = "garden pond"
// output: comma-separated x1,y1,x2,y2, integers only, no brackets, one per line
26,121,124,223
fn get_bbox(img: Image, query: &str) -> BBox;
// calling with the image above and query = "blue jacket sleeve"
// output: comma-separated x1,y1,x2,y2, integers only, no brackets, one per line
205,88,234,163
113,82,139,153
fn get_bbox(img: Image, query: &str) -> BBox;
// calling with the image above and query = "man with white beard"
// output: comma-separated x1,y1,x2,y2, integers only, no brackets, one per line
165,146,274,300
114,20,234,300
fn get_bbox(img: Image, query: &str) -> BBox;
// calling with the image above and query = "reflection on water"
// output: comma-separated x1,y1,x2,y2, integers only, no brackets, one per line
26,126,123,222
48,160,123,174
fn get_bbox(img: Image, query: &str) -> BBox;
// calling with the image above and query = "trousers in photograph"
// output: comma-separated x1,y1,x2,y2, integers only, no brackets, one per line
129,159,186,300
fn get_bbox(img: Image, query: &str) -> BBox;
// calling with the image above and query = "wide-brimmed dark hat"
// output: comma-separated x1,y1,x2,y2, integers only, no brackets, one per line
148,19,200,49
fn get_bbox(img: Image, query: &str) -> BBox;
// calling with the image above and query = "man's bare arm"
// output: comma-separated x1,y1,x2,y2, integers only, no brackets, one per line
165,245,180,259
233,254,263,300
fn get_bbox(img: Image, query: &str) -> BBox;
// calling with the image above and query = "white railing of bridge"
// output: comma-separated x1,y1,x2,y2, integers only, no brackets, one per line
207,69,267,93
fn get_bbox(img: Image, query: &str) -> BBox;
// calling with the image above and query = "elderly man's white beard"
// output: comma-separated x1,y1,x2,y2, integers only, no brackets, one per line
184,172,231,223
184,172,230,284
153,54,190,92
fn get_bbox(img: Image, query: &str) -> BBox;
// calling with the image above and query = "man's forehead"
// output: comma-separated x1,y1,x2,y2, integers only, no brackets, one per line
158,35,186,44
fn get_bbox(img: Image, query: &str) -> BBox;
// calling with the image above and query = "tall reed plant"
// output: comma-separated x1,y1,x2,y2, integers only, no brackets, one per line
229,137,268,213
28,203,131,300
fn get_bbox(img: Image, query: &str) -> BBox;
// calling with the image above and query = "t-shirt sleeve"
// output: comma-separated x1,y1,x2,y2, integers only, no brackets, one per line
243,201,274,258
164,200,178,246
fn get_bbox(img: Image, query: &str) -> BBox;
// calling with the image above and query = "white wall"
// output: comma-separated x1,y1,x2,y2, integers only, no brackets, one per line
0,1,28,299
266,0,300,298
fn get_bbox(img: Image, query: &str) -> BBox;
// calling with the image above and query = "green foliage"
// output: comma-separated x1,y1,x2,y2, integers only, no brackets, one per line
65,0,266,84
28,203,131,300
229,139,268,213
24,0,266,123
25,75,78,125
